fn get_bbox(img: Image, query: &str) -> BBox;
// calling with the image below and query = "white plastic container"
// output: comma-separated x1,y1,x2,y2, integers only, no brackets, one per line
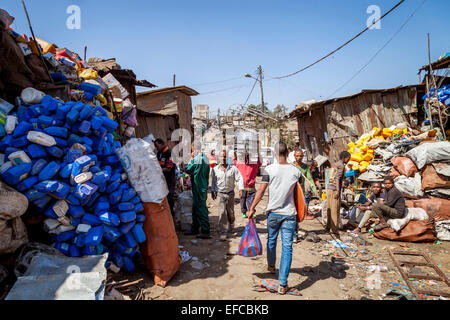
53,200,69,218
57,216,71,226
124,126,135,137
74,172,93,184
27,131,56,147
0,161,13,174
49,224,75,236
43,219,61,232
108,263,121,273
8,151,32,165
0,98,14,114
76,224,91,234
21,87,45,104
5,115,18,134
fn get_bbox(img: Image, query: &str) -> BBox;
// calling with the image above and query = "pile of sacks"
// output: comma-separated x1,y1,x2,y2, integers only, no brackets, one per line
0,90,146,272
347,123,450,241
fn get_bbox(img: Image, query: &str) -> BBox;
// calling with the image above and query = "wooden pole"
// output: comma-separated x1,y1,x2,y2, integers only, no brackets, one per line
21,0,53,84
173,74,176,87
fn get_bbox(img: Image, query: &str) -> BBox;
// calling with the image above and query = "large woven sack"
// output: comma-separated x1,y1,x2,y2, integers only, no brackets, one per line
140,198,181,287
374,219,436,242
390,156,418,177
0,182,29,255
421,164,450,191
412,198,450,222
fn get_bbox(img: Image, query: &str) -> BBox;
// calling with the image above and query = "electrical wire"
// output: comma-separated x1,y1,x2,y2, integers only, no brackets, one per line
188,76,243,87
199,84,250,95
242,78,259,106
270,0,406,79
326,0,427,99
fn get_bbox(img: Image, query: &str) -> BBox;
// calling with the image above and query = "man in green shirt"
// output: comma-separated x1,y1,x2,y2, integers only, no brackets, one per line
293,149,318,207
184,143,211,239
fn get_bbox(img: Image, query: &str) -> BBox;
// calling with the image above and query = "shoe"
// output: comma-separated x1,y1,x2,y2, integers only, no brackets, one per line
278,285,288,295
219,235,227,241
373,223,388,232
196,233,212,239
267,265,276,274
183,231,199,236
242,214,248,219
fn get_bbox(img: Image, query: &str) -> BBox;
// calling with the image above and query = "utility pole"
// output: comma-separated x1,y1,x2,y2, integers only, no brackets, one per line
258,65,265,130
173,74,176,87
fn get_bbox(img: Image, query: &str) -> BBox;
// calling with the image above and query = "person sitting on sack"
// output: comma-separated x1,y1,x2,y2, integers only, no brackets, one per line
211,150,244,241
372,176,406,231
347,181,386,234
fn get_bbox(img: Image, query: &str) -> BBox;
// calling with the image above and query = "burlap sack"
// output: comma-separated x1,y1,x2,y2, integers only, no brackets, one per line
391,156,418,177
374,219,436,242
413,198,450,222
421,164,450,191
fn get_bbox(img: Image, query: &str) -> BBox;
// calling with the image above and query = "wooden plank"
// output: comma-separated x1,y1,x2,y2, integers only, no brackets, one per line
116,278,144,288
406,274,442,281
421,252,450,287
416,289,450,298
398,260,432,267
388,248,421,300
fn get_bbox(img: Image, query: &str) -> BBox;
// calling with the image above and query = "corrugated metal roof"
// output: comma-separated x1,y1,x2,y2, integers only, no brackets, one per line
137,86,199,97
289,84,422,118
419,55,450,72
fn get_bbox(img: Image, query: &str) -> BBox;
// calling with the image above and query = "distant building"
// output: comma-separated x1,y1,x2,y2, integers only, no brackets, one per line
195,104,209,119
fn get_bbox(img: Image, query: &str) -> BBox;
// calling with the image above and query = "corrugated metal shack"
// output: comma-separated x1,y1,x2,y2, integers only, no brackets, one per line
290,85,425,163
136,86,199,147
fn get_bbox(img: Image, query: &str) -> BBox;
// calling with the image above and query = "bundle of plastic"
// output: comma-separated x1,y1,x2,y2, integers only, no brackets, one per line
0,91,145,272
422,85,450,105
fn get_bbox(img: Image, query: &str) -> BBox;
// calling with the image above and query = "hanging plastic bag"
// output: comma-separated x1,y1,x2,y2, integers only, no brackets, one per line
237,219,263,257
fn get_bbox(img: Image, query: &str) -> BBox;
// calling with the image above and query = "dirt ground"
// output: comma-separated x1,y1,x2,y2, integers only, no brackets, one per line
109,177,450,300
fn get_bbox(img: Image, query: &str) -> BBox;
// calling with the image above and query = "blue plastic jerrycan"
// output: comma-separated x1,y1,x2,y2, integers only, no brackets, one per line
81,213,101,226
27,144,47,159
132,224,146,243
38,161,60,181
84,226,104,246
68,205,85,218
16,175,38,192
120,221,136,235
99,212,120,227
103,225,121,242
2,162,32,185
13,121,33,138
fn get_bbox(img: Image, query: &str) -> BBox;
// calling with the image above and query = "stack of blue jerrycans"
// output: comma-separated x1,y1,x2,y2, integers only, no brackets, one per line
0,93,146,273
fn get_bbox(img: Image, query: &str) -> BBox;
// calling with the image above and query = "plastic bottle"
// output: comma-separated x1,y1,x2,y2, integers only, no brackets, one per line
54,242,70,256
134,203,144,213
43,126,68,138
79,105,94,120
37,115,56,128
53,137,68,148
21,87,46,104
74,182,98,200
124,232,137,248
99,212,120,227
5,115,18,134
74,234,85,247
99,116,118,132
122,188,136,202
2,162,32,185
103,225,121,242
84,226,104,246
79,120,91,135
27,144,47,159
16,176,38,192
81,213,101,226
131,195,141,205
34,195,52,209
68,205,85,218
91,170,110,184
46,146,64,158
112,252,124,268
66,108,80,125
12,121,33,138
8,150,32,165
0,98,14,115
57,230,77,243
74,171,93,184
71,155,96,177
109,190,122,205
11,135,29,148
106,180,120,193
71,217,81,227
132,223,146,243
52,200,69,218
69,245,81,257
94,197,110,214
118,202,134,211
24,189,45,201
27,131,56,147
43,219,60,232
120,221,136,235
76,223,91,233
57,216,71,226
51,182,71,199
38,161,60,181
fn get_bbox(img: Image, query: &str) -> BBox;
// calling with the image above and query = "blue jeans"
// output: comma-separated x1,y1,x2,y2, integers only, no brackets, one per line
267,213,296,287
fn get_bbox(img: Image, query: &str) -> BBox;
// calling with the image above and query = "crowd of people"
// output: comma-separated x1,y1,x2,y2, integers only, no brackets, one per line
152,138,407,294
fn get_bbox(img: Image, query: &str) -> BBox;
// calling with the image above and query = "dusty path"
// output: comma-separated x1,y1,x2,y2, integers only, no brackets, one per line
110,178,450,300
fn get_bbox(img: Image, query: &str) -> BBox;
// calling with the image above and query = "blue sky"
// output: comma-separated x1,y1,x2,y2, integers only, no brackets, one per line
3,0,449,116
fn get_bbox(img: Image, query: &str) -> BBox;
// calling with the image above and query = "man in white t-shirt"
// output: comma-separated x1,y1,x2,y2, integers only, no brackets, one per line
248,141,302,295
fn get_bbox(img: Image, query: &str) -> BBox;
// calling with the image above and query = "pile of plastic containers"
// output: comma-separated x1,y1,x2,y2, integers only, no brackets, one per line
0,90,145,272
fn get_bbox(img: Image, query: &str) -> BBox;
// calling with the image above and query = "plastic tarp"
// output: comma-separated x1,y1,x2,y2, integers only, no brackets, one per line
6,253,107,300
394,173,423,198
116,136,168,204
406,141,450,170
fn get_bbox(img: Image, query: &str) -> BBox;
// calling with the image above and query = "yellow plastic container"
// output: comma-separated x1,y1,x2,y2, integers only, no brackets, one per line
347,160,359,168
392,129,403,136
360,146,369,153
358,165,368,173
350,153,364,163
363,153,374,162
321,192,326,201
348,142,356,149
370,128,381,137
367,149,374,154
352,164,359,171
79,68,98,80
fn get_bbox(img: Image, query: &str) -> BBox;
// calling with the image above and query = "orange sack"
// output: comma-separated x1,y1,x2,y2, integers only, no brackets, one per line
140,198,181,287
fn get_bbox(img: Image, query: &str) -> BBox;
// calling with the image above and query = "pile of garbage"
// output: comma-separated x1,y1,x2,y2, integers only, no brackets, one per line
422,85,450,106
0,9,139,139
345,122,450,242
0,90,146,272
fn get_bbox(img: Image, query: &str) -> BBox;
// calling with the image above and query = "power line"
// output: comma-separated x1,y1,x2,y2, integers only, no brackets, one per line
242,78,259,106
326,0,427,99
199,84,250,95
270,0,406,80
188,76,243,87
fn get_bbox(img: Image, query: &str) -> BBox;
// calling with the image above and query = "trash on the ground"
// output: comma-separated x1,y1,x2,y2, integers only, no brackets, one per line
190,260,205,270
180,251,191,263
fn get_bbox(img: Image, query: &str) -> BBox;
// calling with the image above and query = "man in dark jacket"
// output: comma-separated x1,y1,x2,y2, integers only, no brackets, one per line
372,176,406,231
